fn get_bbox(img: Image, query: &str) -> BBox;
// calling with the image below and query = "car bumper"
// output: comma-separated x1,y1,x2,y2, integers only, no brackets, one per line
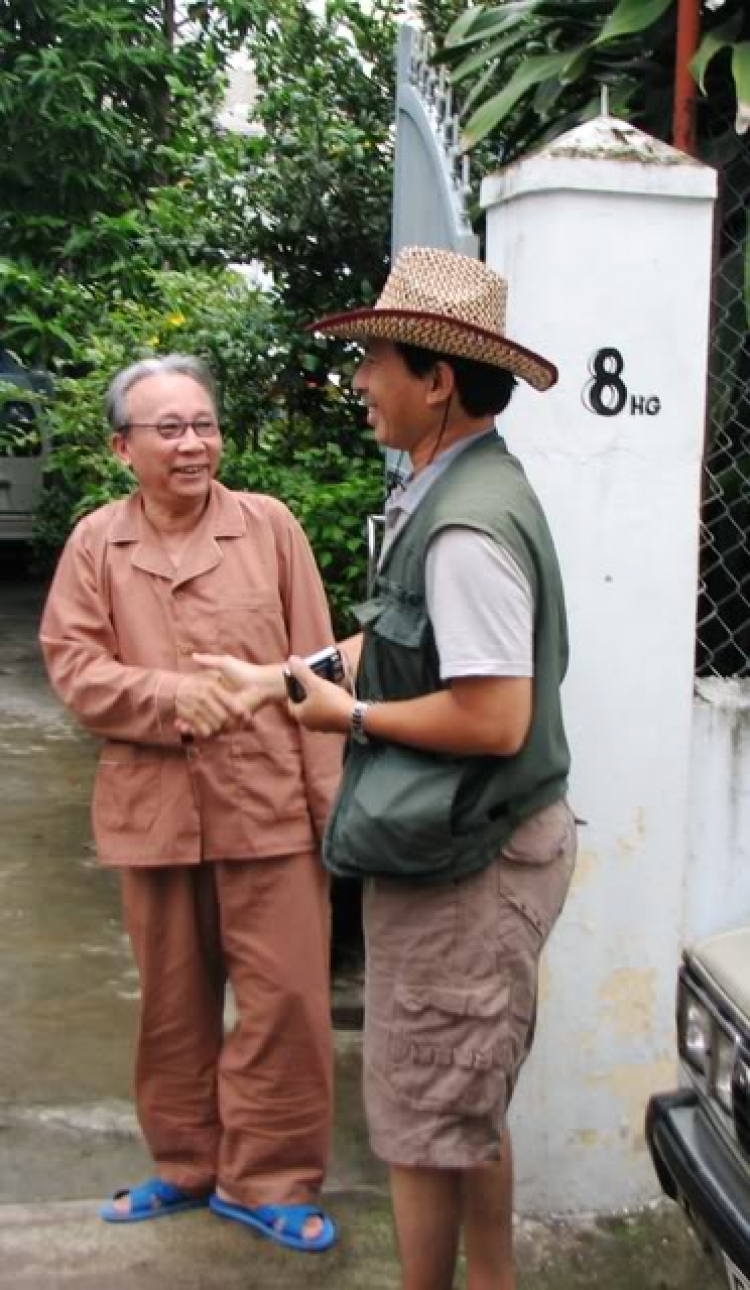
0,513,34,541
646,1089,750,1280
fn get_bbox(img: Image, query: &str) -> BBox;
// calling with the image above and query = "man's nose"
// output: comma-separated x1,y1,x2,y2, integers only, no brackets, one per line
177,425,205,449
353,363,367,391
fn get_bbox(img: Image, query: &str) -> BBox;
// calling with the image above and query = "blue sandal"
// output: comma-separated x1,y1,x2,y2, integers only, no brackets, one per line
100,1177,210,1223
209,1194,337,1252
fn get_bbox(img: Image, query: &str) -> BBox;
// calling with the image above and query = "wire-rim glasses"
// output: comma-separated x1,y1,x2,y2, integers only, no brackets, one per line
119,415,220,440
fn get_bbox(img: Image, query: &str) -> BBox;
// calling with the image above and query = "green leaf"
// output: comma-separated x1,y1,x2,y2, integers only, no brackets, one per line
451,27,549,84
731,41,750,135
594,0,673,46
689,16,743,94
444,4,488,48
462,47,587,149
444,1,543,53
460,59,505,117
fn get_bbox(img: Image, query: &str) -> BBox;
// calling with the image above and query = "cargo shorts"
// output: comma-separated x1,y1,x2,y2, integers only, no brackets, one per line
362,799,577,1169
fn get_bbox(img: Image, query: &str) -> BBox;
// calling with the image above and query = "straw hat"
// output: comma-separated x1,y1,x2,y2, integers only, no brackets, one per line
307,246,557,392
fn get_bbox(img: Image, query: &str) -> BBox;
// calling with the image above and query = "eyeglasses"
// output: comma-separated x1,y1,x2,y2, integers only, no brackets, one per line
120,416,220,440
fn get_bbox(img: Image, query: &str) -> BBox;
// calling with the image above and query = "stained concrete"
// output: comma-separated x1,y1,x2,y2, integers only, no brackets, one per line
0,569,726,1289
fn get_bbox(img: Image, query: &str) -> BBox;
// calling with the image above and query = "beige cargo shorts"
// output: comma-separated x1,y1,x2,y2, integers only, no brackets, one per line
362,798,577,1169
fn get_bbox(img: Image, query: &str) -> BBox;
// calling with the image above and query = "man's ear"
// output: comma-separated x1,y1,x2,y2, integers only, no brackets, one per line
111,433,132,468
425,360,455,407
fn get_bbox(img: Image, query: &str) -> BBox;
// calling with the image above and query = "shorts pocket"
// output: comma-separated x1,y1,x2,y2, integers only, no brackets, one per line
502,801,575,866
387,979,511,1116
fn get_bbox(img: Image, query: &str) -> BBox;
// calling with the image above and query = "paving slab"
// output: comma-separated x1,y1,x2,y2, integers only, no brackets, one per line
0,1194,727,1290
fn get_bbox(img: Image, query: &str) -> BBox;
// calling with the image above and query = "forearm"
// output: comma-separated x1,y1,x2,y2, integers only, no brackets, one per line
339,633,364,677
287,664,532,758
360,687,527,757
40,636,182,745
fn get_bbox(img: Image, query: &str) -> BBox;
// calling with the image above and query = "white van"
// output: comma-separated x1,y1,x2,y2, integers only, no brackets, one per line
0,351,52,541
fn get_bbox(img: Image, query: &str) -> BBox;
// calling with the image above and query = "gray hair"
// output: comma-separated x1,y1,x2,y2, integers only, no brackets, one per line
106,354,217,432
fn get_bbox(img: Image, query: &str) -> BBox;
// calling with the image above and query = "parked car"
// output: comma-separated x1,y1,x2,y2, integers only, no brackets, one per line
646,926,750,1290
0,350,53,541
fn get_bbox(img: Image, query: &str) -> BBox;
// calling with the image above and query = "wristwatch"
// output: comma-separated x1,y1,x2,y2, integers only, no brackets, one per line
350,700,371,745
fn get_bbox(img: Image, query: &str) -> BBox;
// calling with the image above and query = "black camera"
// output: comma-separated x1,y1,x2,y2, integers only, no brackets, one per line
284,645,345,703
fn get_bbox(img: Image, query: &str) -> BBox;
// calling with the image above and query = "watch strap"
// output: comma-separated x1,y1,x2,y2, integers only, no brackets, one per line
350,700,371,743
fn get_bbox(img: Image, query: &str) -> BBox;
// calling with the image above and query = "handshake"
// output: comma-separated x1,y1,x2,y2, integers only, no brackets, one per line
175,646,351,742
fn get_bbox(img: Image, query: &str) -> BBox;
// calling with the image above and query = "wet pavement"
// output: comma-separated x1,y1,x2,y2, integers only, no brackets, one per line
0,568,725,1288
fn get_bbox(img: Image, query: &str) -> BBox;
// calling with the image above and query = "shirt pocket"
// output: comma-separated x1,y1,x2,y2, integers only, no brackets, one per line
227,725,312,834
93,744,162,836
203,594,284,659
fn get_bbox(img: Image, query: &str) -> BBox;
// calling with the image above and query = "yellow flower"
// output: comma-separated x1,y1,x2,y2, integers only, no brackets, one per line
167,312,186,328
147,335,159,347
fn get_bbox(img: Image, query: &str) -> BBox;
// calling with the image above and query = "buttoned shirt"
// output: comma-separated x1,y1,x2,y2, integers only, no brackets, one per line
40,482,342,866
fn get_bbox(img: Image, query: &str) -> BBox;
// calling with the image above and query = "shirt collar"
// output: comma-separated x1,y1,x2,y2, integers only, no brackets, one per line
385,427,498,520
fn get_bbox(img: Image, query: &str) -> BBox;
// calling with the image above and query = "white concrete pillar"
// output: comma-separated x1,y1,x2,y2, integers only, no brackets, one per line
481,116,717,1212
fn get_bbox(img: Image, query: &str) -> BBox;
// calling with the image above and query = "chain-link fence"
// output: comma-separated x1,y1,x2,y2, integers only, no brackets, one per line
695,99,750,678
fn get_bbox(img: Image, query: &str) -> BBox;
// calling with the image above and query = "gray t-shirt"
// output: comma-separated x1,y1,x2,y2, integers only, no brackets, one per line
381,431,533,682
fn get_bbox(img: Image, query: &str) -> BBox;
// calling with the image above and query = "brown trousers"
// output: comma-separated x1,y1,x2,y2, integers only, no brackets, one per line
120,851,333,1207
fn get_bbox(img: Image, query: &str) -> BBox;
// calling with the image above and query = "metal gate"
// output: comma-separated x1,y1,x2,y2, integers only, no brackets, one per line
368,25,480,587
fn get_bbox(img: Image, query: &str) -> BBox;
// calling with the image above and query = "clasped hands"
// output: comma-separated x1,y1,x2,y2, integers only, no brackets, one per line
174,652,355,740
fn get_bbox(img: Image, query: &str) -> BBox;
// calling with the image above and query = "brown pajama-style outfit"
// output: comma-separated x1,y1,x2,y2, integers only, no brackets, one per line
40,482,342,1204
122,853,332,1203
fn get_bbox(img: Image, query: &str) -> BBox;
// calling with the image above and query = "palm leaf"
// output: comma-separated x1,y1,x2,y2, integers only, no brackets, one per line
690,15,743,94
461,46,586,148
450,26,553,83
594,0,673,46
731,41,750,136
444,1,543,52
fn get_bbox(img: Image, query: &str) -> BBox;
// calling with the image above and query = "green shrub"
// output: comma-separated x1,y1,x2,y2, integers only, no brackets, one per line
24,263,383,633
221,441,384,635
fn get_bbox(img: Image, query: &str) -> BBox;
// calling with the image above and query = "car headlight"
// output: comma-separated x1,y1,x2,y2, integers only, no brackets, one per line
712,1030,737,1112
677,986,712,1075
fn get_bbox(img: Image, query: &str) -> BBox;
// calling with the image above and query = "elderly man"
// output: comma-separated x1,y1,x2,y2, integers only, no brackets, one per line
199,247,577,1290
39,354,339,1252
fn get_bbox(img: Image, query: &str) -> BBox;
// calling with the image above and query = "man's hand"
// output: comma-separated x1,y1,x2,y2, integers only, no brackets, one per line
174,671,250,740
284,655,355,734
192,653,287,713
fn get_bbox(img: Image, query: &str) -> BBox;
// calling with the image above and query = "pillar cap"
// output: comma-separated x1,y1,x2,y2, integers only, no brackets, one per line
481,113,718,206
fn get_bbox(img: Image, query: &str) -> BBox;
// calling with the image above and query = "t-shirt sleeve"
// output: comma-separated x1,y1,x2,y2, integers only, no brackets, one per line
425,526,534,680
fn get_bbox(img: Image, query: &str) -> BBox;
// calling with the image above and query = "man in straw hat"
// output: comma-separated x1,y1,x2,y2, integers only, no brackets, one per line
195,246,577,1290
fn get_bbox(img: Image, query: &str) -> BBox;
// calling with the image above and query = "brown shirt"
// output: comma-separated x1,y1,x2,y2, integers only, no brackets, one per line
40,481,343,866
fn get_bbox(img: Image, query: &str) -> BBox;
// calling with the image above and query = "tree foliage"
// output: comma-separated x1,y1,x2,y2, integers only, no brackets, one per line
432,0,750,676
0,0,399,627
437,0,749,159
0,0,248,265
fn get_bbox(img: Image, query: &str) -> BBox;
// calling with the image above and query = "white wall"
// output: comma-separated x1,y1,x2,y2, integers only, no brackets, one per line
687,681,750,942
482,116,718,1212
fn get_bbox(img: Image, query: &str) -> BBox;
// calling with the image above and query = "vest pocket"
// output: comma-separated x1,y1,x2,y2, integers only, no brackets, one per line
387,979,511,1115
371,600,429,649
328,745,462,878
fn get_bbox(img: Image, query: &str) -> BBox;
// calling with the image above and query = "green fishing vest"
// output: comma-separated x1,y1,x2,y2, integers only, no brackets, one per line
323,433,571,884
